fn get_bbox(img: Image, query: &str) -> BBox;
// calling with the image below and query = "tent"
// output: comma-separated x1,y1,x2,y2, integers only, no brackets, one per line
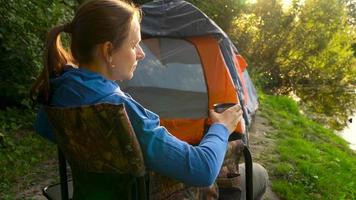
121,0,258,144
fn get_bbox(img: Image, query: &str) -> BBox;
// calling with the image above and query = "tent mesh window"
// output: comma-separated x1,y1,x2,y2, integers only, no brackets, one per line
121,38,208,119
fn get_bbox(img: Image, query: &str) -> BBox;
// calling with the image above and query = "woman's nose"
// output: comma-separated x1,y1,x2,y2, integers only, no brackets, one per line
136,45,145,60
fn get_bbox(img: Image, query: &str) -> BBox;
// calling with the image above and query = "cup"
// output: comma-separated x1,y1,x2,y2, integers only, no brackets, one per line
213,103,238,113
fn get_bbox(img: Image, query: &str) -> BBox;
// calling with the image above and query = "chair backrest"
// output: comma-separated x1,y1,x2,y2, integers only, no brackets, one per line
44,103,145,177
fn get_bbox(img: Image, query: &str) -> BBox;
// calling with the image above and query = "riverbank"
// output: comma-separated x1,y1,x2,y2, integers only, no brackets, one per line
0,93,355,199
255,93,356,199
339,114,356,150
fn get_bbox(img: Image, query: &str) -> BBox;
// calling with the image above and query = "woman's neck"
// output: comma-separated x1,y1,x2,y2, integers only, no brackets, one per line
80,61,112,80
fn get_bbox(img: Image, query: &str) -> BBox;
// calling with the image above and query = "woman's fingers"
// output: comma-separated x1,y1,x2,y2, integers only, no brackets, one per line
210,104,243,134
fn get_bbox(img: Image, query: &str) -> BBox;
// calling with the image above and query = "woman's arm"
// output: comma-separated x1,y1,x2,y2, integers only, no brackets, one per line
124,98,229,187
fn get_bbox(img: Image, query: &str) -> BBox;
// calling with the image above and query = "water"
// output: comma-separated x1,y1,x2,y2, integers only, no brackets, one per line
339,115,356,151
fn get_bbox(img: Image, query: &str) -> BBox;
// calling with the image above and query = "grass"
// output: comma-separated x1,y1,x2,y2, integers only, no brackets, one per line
0,108,56,199
259,93,356,200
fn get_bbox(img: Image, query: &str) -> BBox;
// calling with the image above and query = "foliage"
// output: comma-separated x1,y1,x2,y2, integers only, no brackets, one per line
0,108,56,199
0,0,76,108
132,0,246,32
231,0,356,130
343,0,356,26
259,92,356,199
187,0,246,33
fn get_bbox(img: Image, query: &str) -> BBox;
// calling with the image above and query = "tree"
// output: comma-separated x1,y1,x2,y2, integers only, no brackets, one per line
231,0,356,129
0,0,77,108
187,0,246,33
279,0,355,129
231,0,297,89
133,0,246,33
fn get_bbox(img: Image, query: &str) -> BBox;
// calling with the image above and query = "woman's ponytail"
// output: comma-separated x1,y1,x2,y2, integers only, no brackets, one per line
30,0,140,106
30,24,74,105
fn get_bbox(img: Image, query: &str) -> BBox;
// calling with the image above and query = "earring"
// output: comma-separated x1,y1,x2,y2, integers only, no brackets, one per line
108,56,115,68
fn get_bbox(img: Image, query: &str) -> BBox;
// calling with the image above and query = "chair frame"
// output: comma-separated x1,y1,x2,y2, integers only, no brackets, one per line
42,103,253,200
44,147,253,200
42,147,69,200
42,103,148,200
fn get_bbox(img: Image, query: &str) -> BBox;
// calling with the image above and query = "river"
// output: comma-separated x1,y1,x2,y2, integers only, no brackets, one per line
339,115,356,151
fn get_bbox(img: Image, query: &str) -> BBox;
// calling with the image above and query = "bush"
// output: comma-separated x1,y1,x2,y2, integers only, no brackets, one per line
0,0,76,108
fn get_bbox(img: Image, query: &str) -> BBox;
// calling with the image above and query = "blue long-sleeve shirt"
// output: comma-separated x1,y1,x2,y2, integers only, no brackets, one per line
35,67,229,186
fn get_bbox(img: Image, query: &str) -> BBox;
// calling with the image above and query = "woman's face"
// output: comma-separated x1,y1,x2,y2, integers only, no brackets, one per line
110,17,145,81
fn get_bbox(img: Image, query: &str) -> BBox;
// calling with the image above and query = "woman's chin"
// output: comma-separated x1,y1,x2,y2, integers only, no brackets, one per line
123,73,134,81
127,74,134,80
114,72,134,81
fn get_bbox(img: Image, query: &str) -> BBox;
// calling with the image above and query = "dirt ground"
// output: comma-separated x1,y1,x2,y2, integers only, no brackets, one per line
16,158,58,200
17,111,279,200
248,112,280,200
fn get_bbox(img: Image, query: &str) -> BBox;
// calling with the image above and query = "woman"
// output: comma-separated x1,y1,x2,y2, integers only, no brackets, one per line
31,0,242,198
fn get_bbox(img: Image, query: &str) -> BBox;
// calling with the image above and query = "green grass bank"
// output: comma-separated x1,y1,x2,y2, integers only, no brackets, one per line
0,108,56,199
259,93,356,200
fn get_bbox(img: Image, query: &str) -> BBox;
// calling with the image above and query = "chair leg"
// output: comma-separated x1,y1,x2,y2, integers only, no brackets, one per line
137,175,150,200
58,147,69,200
243,146,253,200
137,177,146,200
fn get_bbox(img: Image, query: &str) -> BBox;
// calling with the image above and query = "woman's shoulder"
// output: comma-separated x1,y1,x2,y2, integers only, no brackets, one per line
50,66,122,106
117,94,160,121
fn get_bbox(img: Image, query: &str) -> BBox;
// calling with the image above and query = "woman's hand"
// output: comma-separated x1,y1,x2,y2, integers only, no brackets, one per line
209,104,243,134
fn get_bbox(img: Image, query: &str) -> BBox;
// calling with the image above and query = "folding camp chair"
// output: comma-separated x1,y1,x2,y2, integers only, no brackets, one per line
42,103,147,200
216,136,253,200
41,103,252,200
42,147,72,200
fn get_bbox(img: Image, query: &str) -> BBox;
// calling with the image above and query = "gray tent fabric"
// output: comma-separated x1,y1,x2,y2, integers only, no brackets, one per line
244,70,259,114
139,0,259,124
141,0,227,38
121,38,208,119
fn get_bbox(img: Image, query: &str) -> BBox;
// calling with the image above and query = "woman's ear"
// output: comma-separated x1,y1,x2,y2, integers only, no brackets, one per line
100,41,113,63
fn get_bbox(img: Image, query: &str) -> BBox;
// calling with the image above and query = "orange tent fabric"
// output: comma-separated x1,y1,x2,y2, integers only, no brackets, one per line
160,36,245,144
160,119,205,144
233,54,249,105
